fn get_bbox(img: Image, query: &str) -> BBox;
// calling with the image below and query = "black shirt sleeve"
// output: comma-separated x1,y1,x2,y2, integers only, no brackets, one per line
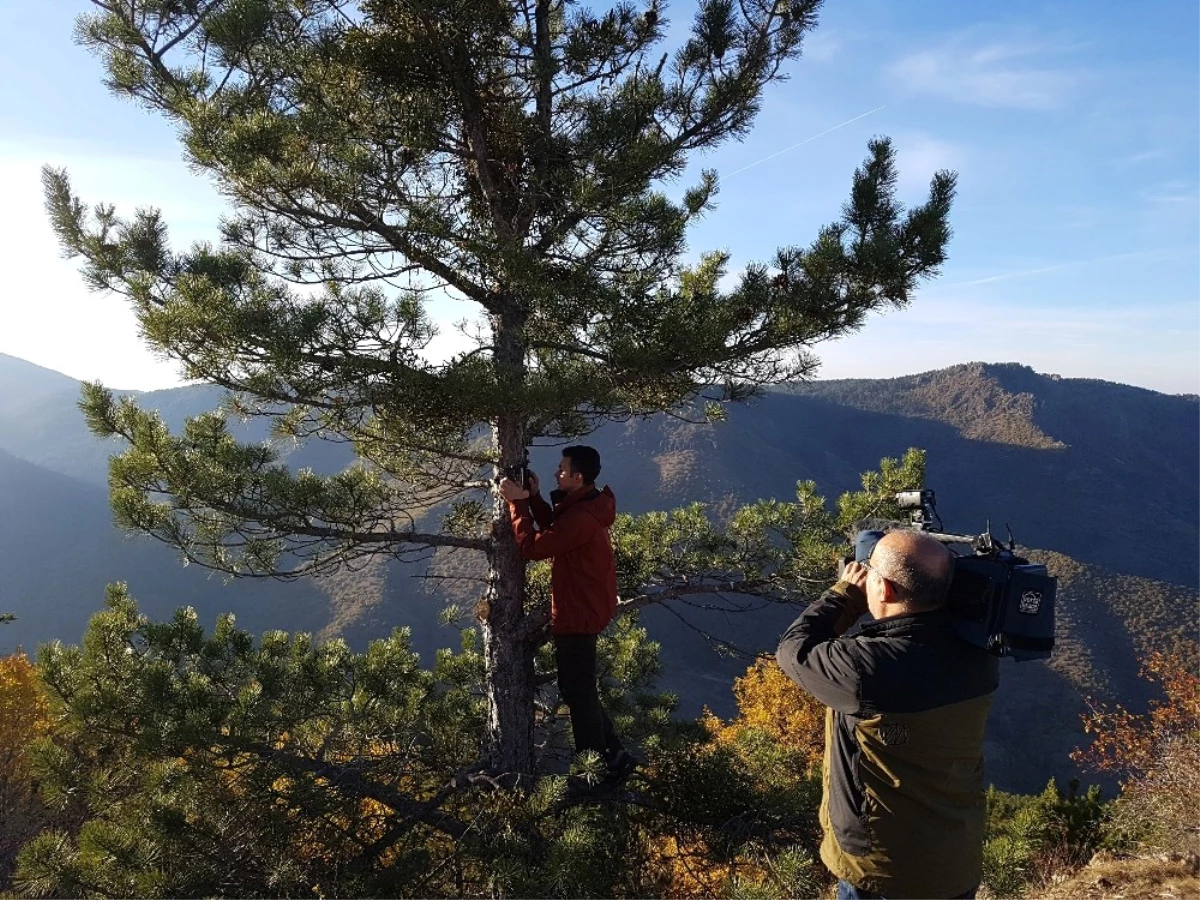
776,587,867,714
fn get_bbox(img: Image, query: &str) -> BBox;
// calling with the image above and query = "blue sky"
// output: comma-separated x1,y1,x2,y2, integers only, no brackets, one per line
1,1,1196,394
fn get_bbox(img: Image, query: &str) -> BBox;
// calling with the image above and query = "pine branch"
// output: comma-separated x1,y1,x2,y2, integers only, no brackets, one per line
238,742,471,841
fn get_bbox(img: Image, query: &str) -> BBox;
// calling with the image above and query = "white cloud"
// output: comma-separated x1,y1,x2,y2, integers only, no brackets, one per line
887,33,1084,110
802,28,843,63
1114,149,1170,168
940,248,1186,289
1141,180,1198,207
893,133,965,196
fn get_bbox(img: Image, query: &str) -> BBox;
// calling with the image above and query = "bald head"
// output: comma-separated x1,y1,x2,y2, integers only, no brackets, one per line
871,531,954,610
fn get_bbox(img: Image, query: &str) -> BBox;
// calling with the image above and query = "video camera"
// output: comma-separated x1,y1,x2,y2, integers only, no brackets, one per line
852,489,1056,661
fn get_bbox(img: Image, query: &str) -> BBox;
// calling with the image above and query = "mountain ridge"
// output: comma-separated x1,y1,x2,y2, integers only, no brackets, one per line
0,353,1195,793
784,361,1199,447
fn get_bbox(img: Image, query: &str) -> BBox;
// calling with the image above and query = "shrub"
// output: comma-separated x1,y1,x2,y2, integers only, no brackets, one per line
982,779,1109,898
1073,641,1199,857
0,652,52,889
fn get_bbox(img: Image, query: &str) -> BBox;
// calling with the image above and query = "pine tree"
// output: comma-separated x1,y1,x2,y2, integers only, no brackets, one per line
11,453,924,897
44,0,954,776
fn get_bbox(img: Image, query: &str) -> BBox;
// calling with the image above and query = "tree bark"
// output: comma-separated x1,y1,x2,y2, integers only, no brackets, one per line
481,304,536,775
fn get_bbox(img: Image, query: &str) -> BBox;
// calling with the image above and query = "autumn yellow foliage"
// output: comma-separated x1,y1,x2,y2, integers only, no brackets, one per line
641,659,827,898
0,652,52,873
645,833,769,899
701,657,826,774
0,652,51,785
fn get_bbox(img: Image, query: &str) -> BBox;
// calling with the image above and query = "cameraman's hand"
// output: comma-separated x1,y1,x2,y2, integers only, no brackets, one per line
499,477,530,502
841,561,869,594
527,471,540,495
838,561,870,614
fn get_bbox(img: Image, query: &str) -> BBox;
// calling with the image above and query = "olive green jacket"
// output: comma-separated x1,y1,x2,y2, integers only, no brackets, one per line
777,585,999,899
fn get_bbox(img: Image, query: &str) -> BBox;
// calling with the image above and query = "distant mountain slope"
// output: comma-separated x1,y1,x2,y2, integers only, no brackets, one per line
0,358,352,487
0,353,80,404
0,353,1195,794
0,355,229,487
543,365,1197,588
787,362,1071,449
790,361,1197,488
0,353,109,485
0,448,335,654
782,363,1199,586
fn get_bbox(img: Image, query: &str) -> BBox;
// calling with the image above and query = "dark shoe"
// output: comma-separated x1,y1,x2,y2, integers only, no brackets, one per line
603,750,638,785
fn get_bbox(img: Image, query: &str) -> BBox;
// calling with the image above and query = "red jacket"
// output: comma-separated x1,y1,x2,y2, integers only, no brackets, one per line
509,486,618,636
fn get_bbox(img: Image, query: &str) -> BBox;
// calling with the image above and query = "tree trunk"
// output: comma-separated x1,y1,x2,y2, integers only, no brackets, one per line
481,485,535,775
480,547,535,774
481,306,536,775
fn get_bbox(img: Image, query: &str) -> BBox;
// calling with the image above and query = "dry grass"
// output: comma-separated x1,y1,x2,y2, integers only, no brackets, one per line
1038,852,1200,900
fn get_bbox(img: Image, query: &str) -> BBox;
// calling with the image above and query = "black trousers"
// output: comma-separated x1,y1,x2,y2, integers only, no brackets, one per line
553,633,624,762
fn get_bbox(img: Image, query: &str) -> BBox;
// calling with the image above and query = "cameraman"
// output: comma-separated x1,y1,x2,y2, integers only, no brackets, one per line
499,446,634,789
776,530,999,900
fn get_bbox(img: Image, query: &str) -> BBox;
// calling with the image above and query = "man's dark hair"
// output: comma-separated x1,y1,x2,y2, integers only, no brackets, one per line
562,445,601,485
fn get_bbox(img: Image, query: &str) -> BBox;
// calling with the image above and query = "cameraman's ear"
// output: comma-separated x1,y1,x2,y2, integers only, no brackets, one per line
881,578,904,605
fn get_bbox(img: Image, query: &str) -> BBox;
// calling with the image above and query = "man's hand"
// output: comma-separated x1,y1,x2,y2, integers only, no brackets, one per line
526,471,540,495
838,560,870,616
499,477,530,502
841,560,869,594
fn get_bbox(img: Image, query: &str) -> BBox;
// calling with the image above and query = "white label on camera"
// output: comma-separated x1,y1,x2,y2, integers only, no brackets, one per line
1019,591,1042,615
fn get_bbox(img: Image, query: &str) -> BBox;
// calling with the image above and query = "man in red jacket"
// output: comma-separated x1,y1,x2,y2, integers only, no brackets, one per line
499,445,633,786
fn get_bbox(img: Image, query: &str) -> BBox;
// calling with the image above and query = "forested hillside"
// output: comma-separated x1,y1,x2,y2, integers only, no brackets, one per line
2,354,1196,796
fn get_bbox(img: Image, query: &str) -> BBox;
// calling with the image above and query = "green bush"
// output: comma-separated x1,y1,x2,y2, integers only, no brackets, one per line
982,779,1109,898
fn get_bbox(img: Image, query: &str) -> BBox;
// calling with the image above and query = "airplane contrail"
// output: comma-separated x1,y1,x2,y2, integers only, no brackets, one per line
724,105,887,178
